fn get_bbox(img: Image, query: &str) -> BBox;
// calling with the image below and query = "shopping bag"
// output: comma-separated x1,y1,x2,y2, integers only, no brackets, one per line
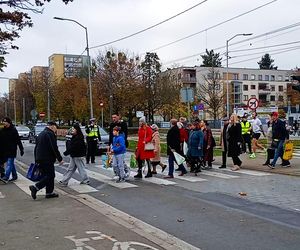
283,142,293,160
26,163,43,182
183,141,188,156
144,142,155,151
130,154,137,168
173,152,186,165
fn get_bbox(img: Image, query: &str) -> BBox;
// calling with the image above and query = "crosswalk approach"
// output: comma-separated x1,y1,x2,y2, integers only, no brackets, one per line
9,160,272,197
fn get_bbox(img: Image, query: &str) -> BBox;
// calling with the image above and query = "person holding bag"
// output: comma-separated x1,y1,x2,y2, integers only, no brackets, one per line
134,117,154,178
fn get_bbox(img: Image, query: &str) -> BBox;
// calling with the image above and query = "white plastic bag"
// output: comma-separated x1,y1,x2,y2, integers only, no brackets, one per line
183,141,188,156
173,152,186,165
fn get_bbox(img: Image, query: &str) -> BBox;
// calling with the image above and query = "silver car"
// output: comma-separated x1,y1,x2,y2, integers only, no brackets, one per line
16,125,31,140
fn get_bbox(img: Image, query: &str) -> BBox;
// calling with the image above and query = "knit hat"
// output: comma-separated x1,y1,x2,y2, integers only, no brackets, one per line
271,111,279,117
139,116,146,123
177,122,183,129
151,124,159,130
113,126,121,132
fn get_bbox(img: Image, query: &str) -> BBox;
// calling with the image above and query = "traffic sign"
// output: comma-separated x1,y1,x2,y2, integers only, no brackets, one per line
198,103,204,110
247,97,259,110
39,112,46,118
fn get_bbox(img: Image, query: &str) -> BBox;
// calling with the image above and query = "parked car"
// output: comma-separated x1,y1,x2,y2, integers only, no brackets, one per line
29,123,47,143
65,126,109,155
16,125,31,140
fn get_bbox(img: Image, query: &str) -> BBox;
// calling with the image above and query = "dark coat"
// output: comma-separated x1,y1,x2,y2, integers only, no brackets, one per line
63,134,86,157
1,125,23,158
34,127,62,164
227,123,242,157
203,127,215,162
272,119,288,140
109,120,128,147
167,125,181,155
0,129,7,164
187,129,204,157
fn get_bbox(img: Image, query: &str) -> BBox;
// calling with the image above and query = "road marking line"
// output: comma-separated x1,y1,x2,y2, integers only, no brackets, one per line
76,194,200,250
16,173,46,196
85,169,138,189
161,171,208,182
129,171,177,185
212,166,272,176
55,171,98,193
0,192,5,198
200,171,239,179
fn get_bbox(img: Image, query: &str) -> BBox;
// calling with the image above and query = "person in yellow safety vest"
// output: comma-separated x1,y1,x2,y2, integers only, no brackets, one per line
85,118,101,164
241,115,253,155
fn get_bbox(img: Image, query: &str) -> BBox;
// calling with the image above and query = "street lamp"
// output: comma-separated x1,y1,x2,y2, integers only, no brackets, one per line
226,33,252,117
53,17,94,119
100,102,104,127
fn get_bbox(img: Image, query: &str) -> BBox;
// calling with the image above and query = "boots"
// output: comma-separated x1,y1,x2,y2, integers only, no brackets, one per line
145,166,152,178
134,169,143,178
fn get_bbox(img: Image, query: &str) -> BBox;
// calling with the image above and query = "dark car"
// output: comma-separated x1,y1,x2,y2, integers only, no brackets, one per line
16,125,31,140
29,123,47,143
65,126,109,155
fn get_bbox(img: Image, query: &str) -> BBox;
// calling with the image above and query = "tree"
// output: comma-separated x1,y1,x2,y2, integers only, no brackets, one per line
196,68,225,121
201,49,222,67
0,0,73,71
257,53,277,70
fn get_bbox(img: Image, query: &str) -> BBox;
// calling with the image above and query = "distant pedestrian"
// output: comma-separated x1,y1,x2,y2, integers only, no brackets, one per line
201,120,215,169
219,117,229,169
85,118,101,164
176,121,188,171
150,124,166,174
134,117,155,178
0,117,24,183
109,112,128,148
227,114,243,171
0,128,7,179
29,121,63,200
59,124,89,186
249,112,266,158
240,115,252,155
263,116,274,166
165,119,187,178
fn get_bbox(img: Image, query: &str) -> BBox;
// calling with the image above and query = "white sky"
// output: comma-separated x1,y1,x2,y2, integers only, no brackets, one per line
1,0,300,94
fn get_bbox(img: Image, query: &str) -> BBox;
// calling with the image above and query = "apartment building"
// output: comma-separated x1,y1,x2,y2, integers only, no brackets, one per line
48,53,89,82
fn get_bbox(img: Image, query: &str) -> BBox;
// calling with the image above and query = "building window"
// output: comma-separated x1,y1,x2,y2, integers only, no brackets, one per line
243,95,248,101
258,75,262,80
285,75,290,81
278,95,284,102
233,73,239,80
270,85,275,91
278,85,283,91
251,85,256,90
265,75,269,81
271,75,275,81
243,74,248,80
251,95,256,98
278,75,283,81
243,85,248,91
251,74,256,80
270,95,275,101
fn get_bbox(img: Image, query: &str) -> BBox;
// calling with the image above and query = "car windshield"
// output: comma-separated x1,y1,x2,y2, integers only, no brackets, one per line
16,126,30,132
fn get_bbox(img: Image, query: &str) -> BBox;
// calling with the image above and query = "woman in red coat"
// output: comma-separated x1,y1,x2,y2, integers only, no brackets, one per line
134,117,155,178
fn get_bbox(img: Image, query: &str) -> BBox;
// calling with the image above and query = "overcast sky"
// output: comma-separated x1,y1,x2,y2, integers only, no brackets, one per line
1,0,300,94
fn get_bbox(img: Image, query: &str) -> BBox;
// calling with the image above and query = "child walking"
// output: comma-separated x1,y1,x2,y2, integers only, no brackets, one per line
111,126,126,182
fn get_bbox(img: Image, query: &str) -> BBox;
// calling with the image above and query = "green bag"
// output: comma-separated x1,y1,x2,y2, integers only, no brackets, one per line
130,154,137,168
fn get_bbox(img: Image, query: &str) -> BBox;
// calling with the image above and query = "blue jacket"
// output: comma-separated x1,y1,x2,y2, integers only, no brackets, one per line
187,129,204,157
112,134,126,155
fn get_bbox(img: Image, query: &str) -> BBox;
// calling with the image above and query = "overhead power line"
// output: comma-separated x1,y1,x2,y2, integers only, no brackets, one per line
89,0,208,50
149,0,278,52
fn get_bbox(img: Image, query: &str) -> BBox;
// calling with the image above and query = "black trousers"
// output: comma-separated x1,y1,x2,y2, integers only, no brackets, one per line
35,162,55,194
222,151,227,166
242,134,252,153
137,157,151,172
86,138,98,163
232,156,242,166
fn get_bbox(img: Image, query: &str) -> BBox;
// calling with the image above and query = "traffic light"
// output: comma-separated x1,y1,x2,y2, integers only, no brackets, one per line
291,75,300,93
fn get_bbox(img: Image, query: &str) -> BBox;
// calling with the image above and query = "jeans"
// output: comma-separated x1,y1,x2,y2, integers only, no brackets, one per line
5,158,17,180
271,139,285,166
61,157,89,184
168,153,186,176
35,162,55,194
112,154,125,180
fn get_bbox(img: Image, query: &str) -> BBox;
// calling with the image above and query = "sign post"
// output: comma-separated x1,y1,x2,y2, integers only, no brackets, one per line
180,87,194,121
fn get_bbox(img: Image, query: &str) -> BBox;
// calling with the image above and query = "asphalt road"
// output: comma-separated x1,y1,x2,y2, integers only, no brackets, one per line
7,140,300,249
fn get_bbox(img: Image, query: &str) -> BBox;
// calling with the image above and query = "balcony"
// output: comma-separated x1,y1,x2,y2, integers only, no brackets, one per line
258,88,271,94
182,76,197,83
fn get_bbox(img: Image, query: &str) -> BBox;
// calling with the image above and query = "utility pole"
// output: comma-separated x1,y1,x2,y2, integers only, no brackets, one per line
22,98,26,124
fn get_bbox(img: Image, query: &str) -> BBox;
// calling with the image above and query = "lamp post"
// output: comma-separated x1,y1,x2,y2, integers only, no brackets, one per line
100,102,104,127
54,17,94,119
226,33,252,117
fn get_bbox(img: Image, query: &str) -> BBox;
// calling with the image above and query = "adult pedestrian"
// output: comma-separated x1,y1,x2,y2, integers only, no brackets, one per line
240,115,252,155
227,114,243,171
59,124,90,186
176,121,189,171
85,118,101,164
249,112,266,158
268,112,290,168
29,121,63,200
150,124,166,174
187,121,204,173
109,112,128,147
165,119,187,178
0,117,24,183
0,128,7,179
263,116,274,166
134,117,154,178
201,120,215,169
219,117,229,169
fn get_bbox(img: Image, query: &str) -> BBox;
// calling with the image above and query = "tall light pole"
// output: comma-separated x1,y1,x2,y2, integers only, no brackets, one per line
100,101,104,127
226,33,252,117
54,17,94,119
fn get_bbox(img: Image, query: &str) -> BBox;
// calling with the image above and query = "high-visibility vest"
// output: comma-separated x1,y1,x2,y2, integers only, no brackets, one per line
87,125,99,138
241,121,251,135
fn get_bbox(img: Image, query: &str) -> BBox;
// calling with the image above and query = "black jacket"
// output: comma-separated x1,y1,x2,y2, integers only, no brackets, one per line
63,134,86,157
167,125,181,155
34,127,62,164
272,119,288,140
1,125,23,158
109,120,128,147
227,123,242,157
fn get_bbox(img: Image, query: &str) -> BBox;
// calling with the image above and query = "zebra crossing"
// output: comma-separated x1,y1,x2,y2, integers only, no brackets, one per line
11,160,273,198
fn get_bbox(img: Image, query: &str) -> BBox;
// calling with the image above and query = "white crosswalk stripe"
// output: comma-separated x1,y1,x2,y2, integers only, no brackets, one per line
200,171,239,179
16,174,46,196
129,171,177,185
212,166,272,176
0,192,5,198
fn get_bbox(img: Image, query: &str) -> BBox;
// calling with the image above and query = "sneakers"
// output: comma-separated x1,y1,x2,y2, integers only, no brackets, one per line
8,176,18,182
58,180,68,187
267,164,275,169
281,163,291,168
45,193,59,199
116,178,125,183
161,165,167,173
0,177,8,184
80,180,90,185
29,185,38,200
249,153,256,159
